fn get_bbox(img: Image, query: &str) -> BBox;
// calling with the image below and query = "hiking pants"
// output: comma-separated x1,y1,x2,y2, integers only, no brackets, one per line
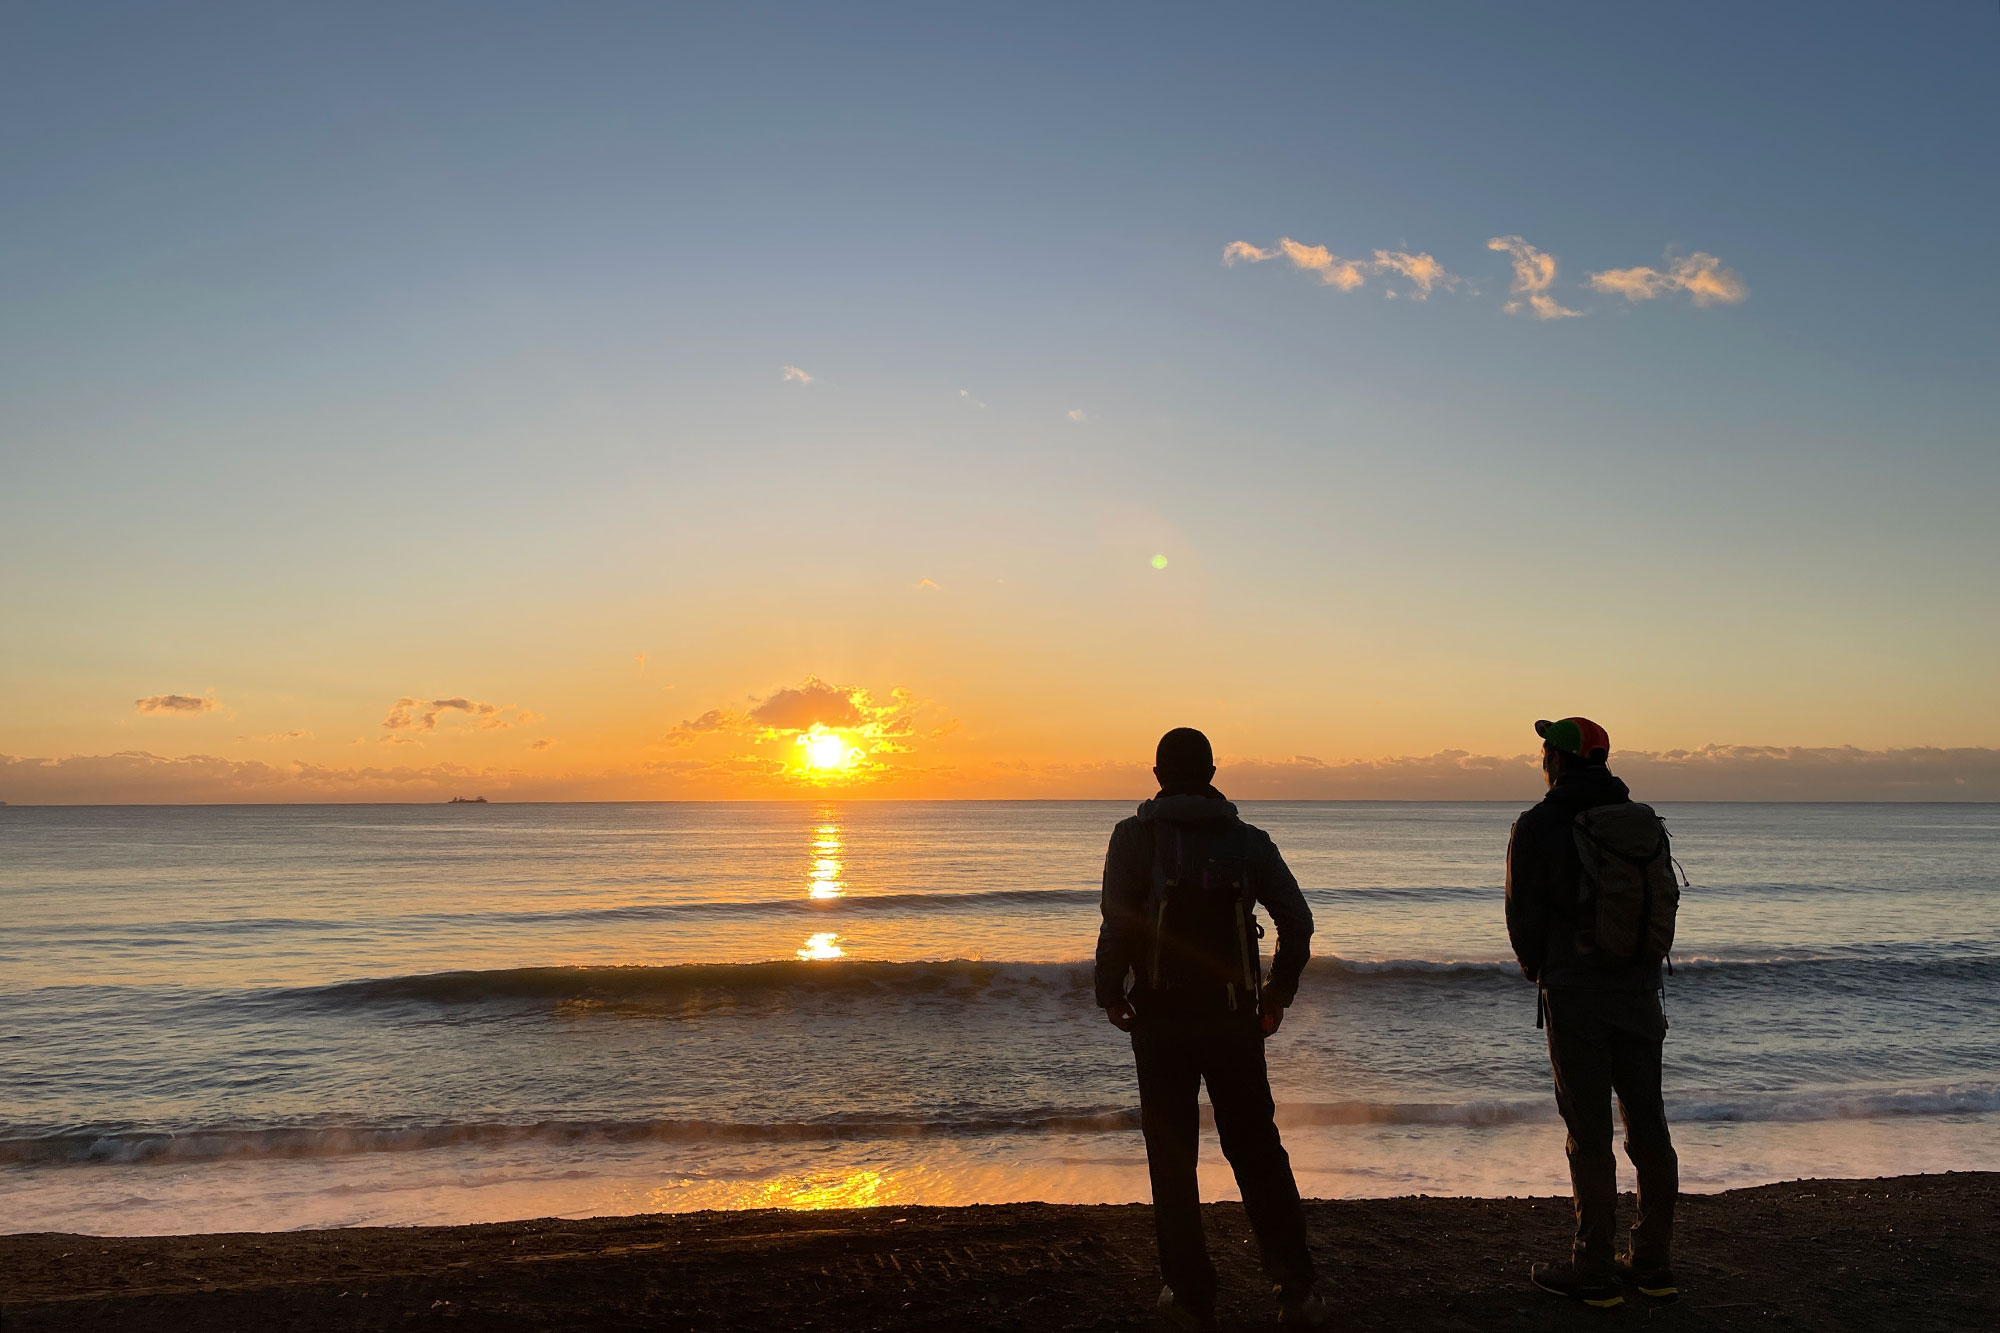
1543,985,1678,1275
1132,1007,1315,1302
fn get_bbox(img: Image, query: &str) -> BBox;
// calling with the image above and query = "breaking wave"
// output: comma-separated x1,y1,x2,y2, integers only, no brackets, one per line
267,951,2000,1011
15,1082,1999,1166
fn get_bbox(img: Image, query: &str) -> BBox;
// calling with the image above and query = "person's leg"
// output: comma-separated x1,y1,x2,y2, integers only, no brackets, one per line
1203,1023,1315,1290
1607,993,1678,1270
1134,1024,1216,1306
1544,987,1618,1276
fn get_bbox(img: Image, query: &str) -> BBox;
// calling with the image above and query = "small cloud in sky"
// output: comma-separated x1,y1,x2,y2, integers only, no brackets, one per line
382,696,539,733
1278,237,1368,290
635,650,646,672
1487,236,1582,319
747,678,870,731
781,365,814,385
1222,241,1278,265
1589,251,1747,306
241,730,313,743
1369,249,1458,297
529,738,555,751
1067,408,1090,422
1226,238,1459,298
915,577,940,591
136,691,223,716
958,389,987,409
664,707,740,747
662,678,923,776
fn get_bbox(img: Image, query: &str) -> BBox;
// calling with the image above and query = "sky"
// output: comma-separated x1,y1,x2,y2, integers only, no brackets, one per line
2,2,1996,802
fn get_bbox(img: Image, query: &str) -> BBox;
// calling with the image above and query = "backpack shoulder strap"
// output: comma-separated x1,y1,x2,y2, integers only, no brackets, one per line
1143,821,1188,987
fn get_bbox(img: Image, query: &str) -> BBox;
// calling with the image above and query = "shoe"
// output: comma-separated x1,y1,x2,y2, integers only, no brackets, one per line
1530,1260,1624,1308
1617,1254,1680,1302
1276,1281,1331,1326
1156,1284,1220,1332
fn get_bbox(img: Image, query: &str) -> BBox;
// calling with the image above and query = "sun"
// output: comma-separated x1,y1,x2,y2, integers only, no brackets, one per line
795,726,861,776
806,734,848,768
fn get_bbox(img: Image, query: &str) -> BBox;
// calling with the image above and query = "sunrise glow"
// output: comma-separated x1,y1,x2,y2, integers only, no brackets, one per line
795,727,861,778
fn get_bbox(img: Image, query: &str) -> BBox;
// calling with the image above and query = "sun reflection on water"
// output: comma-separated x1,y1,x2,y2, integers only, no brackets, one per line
797,931,844,961
648,1169,899,1213
807,813,844,899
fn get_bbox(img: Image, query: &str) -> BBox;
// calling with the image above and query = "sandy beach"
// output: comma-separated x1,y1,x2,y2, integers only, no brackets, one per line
3,1172,1993,1331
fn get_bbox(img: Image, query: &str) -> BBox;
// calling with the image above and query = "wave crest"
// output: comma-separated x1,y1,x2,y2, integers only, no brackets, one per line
263,951,2000,1011
14,1082,1998,1166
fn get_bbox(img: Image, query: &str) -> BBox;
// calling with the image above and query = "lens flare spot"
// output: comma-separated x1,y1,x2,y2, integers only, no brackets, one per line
1151,554,1169,570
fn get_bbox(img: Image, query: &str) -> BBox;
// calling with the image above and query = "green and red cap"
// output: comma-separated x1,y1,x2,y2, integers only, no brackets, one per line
1536,716,1610,760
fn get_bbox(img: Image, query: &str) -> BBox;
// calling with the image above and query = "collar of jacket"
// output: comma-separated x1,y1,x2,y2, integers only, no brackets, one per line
1548,765,1630,806
1138,786,1238,822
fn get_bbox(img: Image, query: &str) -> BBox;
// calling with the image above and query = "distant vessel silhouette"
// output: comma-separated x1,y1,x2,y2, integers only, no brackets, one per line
447,796,488,804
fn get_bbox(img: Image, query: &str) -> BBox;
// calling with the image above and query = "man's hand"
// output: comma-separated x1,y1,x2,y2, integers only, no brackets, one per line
1259,999,1285,1037
1104,1000,1136,1032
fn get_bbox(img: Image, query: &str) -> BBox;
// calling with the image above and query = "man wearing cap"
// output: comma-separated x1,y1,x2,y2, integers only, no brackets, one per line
1095,727,1327,1330
1506,717,1680,1308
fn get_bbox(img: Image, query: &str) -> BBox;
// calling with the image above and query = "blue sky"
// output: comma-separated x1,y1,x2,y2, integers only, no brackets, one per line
2,2,1995,799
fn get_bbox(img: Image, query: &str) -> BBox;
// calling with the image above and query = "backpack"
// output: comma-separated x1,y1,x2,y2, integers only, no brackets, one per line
1144,821,1263,1000
1570,802,1682,967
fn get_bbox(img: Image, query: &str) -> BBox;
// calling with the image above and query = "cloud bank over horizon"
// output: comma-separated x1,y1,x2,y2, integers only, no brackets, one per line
5,743,1997,805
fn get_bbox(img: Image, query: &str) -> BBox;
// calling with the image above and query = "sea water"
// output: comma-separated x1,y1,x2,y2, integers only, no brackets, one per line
3,801,1997,1235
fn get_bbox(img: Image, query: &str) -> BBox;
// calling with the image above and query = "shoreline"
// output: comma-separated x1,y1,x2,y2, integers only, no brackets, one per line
3,1173,1993,1331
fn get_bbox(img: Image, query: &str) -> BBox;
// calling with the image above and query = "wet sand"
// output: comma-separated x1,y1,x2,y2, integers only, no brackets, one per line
2,1173,1993,1331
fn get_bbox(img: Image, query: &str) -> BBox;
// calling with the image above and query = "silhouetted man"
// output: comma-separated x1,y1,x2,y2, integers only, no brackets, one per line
1506,717,1680,1307
1095,727,1327,1331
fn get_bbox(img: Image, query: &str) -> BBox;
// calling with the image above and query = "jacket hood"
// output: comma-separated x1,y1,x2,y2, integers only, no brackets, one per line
1137,788,1239,823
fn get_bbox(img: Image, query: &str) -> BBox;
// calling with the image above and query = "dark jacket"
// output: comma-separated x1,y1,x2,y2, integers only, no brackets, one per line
1505,765,1662,991
1093,786,1314,1010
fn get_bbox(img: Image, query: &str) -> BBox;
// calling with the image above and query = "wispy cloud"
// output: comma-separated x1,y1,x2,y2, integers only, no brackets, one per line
1067,408,1091,422
241,730,312,743
958,388,987,409
1589,251,1747,306
1487,236,1581,319
915,577,940,591
528,738,555,751
780,365,814,385
1368,249,1457,297
135,691,223,716
1233,233,1736,317
663,707,741,747
382,696,540,734
1222,241,1278,265
1278,237,1368,290
1225,238,1460,297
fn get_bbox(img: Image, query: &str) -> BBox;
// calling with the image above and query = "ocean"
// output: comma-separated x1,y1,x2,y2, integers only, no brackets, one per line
3,800,1997,1236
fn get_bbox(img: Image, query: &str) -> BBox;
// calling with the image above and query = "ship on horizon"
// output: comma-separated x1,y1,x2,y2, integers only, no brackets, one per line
447,796,488,804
